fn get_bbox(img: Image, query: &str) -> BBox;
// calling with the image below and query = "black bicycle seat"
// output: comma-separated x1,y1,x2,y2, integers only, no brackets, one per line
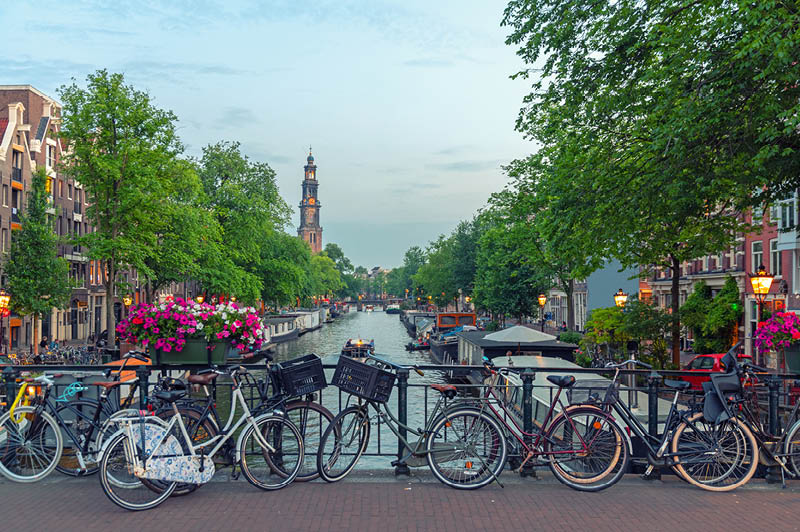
663,379,690,390
547,375,576,388
153,390,187,403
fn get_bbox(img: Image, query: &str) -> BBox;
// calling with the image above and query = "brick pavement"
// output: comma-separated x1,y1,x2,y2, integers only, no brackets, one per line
1,473,799,532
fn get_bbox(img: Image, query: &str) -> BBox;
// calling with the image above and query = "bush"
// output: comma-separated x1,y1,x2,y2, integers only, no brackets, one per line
486,320,501,332
559,331,583,345
574,349,592,368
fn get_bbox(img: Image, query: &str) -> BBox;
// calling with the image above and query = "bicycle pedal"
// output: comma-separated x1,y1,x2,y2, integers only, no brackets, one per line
390,460,400,468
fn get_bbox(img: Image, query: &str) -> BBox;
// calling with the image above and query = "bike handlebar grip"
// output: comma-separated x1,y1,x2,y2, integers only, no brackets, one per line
414,367,425,377
744,363,769,373
127,352,149,362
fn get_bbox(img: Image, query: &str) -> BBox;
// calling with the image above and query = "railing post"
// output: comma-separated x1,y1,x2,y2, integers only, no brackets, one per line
645,372,661,480
520,368,536,478
395,367,410,476
136,365,151,411
3,365,17,407
766,376,782,484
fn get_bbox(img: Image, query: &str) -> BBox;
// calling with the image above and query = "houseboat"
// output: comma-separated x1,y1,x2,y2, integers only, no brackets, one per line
364,305,374,312
264,316,300,343
399,310,436,337
386,304,401,314
429,313,477,364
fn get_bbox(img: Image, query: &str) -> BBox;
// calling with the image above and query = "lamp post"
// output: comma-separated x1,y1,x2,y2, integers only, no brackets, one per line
613,288,628,308
0,290,10,354
750,264,774,366
538,293,547,332
122,295,133,319
195,294,205,304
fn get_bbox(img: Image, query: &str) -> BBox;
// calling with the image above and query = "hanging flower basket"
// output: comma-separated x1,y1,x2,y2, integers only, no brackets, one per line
754,312,800,374
117,298,269,366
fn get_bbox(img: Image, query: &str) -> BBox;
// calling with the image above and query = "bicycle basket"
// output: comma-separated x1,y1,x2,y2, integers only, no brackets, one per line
277,354,327,397
567,379,619,406
332,356,396,403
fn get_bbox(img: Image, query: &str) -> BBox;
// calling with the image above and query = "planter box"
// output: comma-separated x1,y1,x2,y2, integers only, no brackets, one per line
151,338,227,366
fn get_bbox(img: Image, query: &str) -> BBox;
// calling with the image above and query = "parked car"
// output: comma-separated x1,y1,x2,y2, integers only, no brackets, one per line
681,352,753,391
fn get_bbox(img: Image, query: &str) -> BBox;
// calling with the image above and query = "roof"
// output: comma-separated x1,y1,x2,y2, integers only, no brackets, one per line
456,330,577,349
0,85,61,105
35,116,49,141
263,316,297,324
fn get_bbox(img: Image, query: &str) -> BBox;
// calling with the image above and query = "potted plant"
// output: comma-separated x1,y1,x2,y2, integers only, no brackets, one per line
754,311,800,373
116,298,269,365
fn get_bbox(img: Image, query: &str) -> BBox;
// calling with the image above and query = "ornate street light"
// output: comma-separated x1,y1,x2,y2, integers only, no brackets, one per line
750,264,774,365
195,295,205,304
538,293,547,332
0,290,10,354
122,295,133,307
614,288,628,308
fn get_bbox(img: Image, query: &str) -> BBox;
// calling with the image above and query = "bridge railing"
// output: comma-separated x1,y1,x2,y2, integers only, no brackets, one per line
2,358,798,480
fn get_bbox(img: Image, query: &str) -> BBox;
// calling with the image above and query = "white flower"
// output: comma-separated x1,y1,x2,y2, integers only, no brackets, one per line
221,313,228,321
196,323,204,330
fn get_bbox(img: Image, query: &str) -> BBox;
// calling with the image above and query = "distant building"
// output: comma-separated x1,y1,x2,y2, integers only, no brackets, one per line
297,150,322,253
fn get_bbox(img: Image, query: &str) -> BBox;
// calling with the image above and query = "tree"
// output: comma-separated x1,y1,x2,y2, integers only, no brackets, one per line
308,254,343,302
4,169,72,353
620,299,672,369
500,2,796,362
59,70,183,346
413,235,457,307
323,243,353,274
259,231,311,307
583,307,630,359
681,277,743,354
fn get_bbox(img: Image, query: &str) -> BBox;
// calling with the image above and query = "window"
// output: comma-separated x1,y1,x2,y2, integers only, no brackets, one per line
771,239,782,277
67,184,72,200
1,229,6,252
752,241,763,270
47,145,56,168
780,201,796,231
2,185,7,207
770,204,779,223
58,180,63,197
753,205,764,222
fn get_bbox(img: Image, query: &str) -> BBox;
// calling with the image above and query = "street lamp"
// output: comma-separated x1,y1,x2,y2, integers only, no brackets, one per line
122,295,133,307
195,295,205,304
538,293,547,332
750,264,774,365
613,288,628,308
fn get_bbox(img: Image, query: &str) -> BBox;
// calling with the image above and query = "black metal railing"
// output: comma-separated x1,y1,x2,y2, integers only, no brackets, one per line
2,357,799,479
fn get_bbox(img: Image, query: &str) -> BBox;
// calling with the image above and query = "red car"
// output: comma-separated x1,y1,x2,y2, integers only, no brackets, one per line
681,352,753,391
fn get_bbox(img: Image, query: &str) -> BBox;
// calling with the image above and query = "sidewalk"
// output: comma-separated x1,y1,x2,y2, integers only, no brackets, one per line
1,471,798,531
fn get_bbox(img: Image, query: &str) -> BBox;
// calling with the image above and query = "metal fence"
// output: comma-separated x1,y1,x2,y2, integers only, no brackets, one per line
2,358,800,478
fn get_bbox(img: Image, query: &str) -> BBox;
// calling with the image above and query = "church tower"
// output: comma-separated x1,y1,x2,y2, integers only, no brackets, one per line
297,149,323,253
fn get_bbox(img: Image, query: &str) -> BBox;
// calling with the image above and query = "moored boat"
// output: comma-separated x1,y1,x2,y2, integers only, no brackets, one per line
341,338,375,359
405,339,430,351
386,304,401,314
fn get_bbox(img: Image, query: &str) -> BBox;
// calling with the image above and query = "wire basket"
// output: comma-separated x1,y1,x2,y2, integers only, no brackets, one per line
332,356,396,403
567,379,619,406
277,354,327,397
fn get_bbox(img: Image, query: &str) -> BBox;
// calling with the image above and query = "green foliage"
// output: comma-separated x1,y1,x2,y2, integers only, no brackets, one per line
558,331,583,346
259,231,311,307
4,169,72,341
620,299,672,369
323,243,353,274
308,254,343,300
681,277,742,354
584,307,630,354
59,69,184,344
574,349,592,368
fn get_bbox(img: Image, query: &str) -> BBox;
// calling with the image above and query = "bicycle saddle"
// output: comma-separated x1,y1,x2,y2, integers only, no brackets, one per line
431,383,457,399
188,373,218,385
546,375,576,388
153,390,187,403
663,379,690,390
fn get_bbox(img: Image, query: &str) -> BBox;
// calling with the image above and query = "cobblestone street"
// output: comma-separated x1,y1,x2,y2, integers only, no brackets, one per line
2,473,798,532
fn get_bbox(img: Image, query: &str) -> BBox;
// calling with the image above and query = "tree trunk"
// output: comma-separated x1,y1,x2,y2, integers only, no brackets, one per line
565,278,575,331
32,315,38,355
105,259,116,349
671,254,681,367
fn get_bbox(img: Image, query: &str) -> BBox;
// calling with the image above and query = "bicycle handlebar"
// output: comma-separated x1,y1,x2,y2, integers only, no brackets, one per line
605,359,652,369
742,362,769,373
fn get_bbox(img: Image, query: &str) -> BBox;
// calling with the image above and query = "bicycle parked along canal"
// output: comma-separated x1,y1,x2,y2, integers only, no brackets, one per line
99,364,304,511
317,352,509,489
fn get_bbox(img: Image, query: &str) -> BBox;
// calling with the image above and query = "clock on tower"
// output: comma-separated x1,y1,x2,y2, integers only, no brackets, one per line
297,149,323,253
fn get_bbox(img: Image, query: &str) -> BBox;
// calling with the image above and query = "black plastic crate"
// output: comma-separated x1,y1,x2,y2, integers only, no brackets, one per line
567,379,619,406
332,356,396,403
277,354,327,397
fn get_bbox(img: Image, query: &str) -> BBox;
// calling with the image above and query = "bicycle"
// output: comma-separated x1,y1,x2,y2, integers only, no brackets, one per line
587,349,758,491
317,353,508,490
98,364,304,511
164,352,334,482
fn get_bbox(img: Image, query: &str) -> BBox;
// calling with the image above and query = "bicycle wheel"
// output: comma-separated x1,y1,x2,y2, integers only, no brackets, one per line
99,431,177,511
54,399,111,476
239,414,304,490
0,406,63,482
672,412,758,491
426,407,507,489
317,405,370,482
278,400,335,481
783,418,800,478
544,406,628,491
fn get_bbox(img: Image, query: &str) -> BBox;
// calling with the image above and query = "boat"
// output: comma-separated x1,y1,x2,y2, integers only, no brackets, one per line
264,316,300,343
386,304,401,314
429,313,477,364
364,305,374,312
405,339,430,351
341,338,375,359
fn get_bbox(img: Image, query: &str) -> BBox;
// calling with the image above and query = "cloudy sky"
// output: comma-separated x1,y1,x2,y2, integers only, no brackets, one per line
1,0,533,267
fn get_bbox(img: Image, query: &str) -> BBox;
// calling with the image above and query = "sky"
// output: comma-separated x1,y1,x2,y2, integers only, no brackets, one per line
0,0,533,268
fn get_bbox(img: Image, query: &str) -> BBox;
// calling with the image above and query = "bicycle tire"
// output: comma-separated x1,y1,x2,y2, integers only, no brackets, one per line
672,412,758,491
0,406,63,482
54,399,111,476
316,405,370,483
783,417,800,478
544,406,628,492
238,414,304,490
426,407,507,489
99,431,177,511
272,400,335,482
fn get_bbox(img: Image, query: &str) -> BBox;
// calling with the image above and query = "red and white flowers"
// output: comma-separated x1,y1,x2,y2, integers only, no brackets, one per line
117,298,269,353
